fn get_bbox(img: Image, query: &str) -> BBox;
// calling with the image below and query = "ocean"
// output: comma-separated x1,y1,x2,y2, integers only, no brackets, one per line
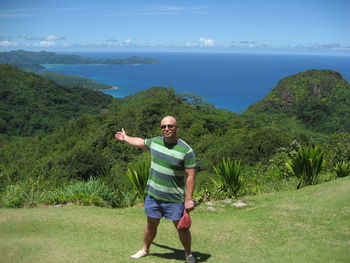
46,52,350,113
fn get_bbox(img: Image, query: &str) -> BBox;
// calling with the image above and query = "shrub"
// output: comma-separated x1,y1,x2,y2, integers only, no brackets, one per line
46,178,121,207
126,160,150,204
239,163,299,197
0,177,47,208
1,184,25,208
286,146,325,189
335,161,350,178
211,158,242,199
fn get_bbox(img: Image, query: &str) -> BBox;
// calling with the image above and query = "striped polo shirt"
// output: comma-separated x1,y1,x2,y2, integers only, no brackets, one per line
144,137,196,202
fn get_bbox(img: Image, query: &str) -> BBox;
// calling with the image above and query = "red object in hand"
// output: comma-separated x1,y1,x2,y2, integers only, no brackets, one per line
177,209,192,231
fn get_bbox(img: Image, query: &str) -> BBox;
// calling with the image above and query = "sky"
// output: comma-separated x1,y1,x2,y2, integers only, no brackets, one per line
1,0,350,55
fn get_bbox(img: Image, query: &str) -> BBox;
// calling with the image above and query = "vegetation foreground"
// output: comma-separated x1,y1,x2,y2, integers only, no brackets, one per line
1,176,349,263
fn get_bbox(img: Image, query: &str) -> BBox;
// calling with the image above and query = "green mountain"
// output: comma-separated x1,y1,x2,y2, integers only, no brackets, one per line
0,50,159,72
246,69,350,132
1,66,349,194
39,71,113,90
0,65,350,210
0,64,113,136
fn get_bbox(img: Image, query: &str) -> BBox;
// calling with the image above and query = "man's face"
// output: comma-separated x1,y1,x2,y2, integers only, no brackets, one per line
160,118,178,139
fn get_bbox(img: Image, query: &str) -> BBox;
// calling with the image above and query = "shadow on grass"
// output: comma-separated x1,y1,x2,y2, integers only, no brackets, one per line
150,242,211,262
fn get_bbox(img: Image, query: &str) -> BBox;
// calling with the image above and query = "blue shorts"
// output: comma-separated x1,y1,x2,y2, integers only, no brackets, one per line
144,195,184,221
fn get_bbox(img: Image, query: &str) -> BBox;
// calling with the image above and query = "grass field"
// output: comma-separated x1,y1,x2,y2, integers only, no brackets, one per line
1,177,349,263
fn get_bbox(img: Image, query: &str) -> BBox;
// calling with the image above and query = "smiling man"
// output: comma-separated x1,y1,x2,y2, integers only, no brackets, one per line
114,116,196,263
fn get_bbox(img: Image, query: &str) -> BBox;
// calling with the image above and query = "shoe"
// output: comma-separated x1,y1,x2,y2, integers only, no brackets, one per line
186,254,196,263
131,250,148,259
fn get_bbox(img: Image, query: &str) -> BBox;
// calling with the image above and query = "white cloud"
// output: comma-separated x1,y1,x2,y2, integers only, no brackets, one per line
36,40,55,47
44,34,65,41
104,38,132,47
63,42,72,47
199,37,214,47
0,40,18,47
24,34,40,41
105,38,119,42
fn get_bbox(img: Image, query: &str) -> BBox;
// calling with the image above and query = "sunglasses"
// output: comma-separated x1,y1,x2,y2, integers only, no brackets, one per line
161,124,176,129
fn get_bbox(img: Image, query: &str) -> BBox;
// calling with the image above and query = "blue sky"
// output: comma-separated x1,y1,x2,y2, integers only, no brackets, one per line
1,0,349,55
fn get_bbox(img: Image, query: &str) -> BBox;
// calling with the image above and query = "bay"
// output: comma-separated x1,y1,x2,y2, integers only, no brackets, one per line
47,52,350,113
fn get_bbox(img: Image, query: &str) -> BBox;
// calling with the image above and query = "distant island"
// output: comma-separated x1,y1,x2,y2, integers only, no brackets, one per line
0,50,160,72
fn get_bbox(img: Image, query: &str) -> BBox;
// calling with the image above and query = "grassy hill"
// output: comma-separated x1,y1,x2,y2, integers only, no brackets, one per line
0,176,349,263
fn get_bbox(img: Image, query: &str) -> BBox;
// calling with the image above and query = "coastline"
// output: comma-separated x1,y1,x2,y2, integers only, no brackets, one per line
37,53,350,112
103,86,119,91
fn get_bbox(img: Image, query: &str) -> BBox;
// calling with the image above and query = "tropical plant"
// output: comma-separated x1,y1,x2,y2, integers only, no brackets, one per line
45,178,119,207
335,161,350,178
211,158,242,199
286,146,325,189
126,160,150,204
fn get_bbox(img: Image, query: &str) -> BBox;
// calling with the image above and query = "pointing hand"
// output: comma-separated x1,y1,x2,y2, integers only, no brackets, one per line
115,128,127,141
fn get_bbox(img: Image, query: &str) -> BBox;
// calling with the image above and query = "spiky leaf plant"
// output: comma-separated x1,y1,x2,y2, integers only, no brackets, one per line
126,160,150,204
286,146,325,189
335,161,350,178
212,158,242,199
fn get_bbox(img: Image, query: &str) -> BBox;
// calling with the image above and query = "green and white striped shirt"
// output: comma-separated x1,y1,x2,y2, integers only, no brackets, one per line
144,137,196,202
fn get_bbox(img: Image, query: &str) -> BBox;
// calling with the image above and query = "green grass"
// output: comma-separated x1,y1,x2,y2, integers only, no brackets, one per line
1,177,349,263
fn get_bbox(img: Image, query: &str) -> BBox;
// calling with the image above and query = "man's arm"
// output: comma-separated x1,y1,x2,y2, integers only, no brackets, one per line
114,128,148,151
184,168,196,211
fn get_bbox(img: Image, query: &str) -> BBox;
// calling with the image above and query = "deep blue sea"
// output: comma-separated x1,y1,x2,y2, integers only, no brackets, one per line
45,52,350,112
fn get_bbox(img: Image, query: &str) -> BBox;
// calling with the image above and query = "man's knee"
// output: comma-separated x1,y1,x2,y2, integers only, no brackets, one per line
147,217,160,230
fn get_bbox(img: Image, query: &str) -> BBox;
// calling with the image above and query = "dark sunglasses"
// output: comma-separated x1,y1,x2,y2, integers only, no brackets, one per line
161,124,176,129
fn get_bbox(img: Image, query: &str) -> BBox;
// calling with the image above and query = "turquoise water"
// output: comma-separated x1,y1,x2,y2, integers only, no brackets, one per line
47,52,350,112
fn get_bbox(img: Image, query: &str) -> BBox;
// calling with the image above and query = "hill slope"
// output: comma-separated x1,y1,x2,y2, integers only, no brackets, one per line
0,64,113,136
246,69,350,132
39,71,113,90
0,176,349,263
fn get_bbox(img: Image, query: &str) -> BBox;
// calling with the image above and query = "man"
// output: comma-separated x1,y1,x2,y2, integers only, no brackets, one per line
114,116,196,263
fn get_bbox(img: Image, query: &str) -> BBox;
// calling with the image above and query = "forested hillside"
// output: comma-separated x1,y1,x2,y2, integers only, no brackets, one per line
247,70,350,132
40,71,113,90
1,67,349,208
0,64,113,136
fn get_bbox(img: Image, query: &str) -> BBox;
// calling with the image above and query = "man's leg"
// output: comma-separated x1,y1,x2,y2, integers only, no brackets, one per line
131,216,160,259
142,216,161,252
173,220,192,255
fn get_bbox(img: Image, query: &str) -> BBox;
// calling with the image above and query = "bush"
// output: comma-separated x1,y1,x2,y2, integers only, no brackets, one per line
286,146,325,189
1,184,25,207
239,164,298,196
45,178,121,207
0,177,47,207
335,161,350,178
211,158,242,199
126,160,150,205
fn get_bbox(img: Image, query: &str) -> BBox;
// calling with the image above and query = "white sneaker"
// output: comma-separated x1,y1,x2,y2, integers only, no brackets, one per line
131,250,148,259
186,254,196,263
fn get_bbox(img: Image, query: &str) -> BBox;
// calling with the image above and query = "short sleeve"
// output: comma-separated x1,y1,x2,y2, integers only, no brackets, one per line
184,149,196,169
144,138,152,149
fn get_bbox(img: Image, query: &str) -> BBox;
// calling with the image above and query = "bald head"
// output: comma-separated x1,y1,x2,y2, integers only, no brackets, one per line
160,116,178,143
161,116,177,126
